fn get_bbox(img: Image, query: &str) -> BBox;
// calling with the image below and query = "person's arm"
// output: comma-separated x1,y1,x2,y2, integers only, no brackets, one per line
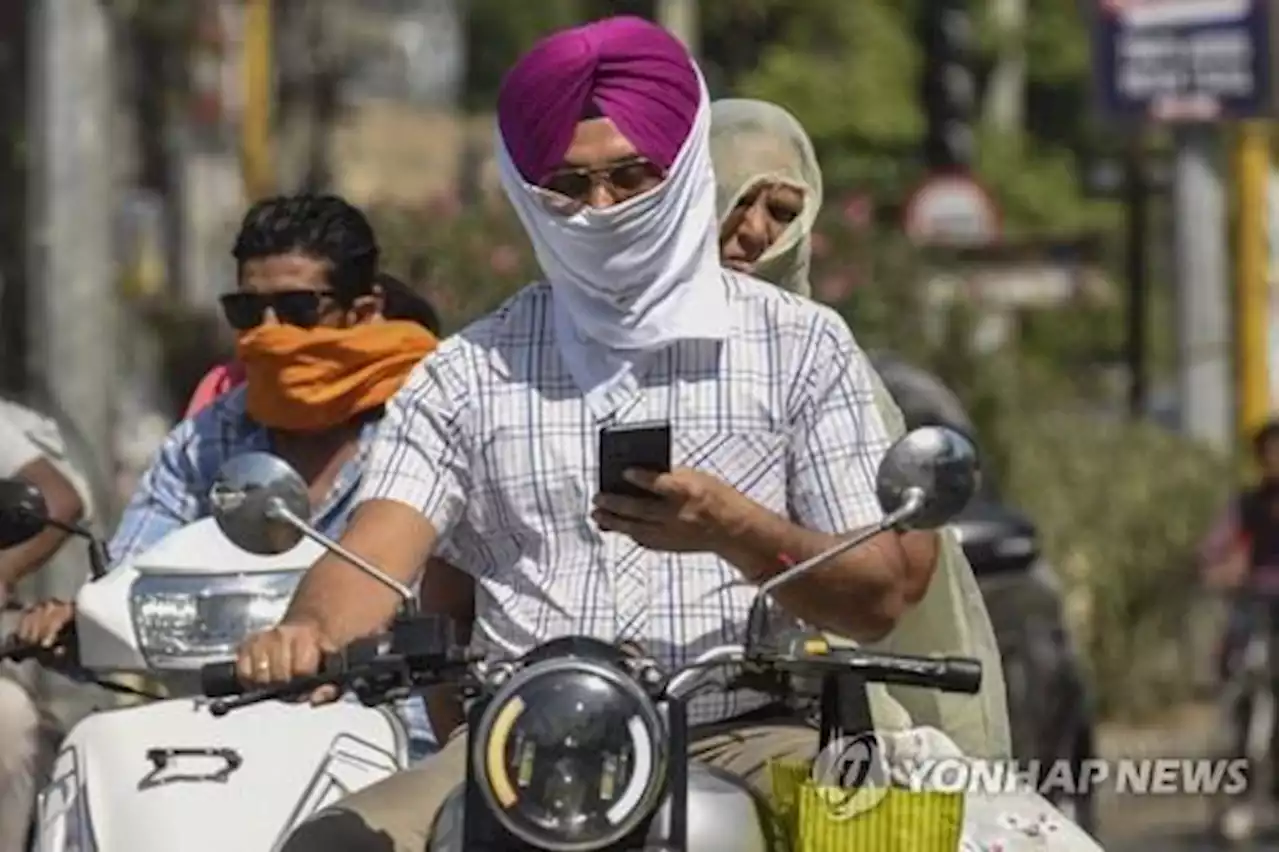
0,456,84,588
418,554,475,738
716,313,938,641
1200,499,1247,589
282,354,473,647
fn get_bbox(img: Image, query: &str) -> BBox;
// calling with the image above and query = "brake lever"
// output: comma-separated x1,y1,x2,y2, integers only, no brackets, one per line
208,672,348,718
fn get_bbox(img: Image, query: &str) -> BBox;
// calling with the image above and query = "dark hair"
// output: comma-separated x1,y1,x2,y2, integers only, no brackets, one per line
376,272,441,336
1252,417,1278,458
232,194,379,302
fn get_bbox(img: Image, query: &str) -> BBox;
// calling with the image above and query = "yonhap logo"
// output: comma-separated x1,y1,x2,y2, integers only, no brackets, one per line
808,731,893,819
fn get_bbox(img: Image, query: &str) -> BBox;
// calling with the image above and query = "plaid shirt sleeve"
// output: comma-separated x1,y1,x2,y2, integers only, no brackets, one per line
786,308,893,534
106,419,206,568
357,348,473,540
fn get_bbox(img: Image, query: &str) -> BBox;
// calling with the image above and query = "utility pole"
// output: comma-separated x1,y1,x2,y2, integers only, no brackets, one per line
1123,136,1150,418
983,0,1026,137
26,0,117,553
1234,121,1274,438
1172,125,1232,449
241,0,275,200
26,0,118,717
656,0,700,58
920,0,978,173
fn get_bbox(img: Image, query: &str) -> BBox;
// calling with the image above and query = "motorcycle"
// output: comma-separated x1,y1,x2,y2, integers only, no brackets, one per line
198,426,1050,851
953,497,1098,835
0,479,409,852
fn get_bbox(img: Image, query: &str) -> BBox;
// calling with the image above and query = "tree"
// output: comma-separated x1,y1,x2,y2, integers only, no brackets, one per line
461,0,587,110
721,0,926,195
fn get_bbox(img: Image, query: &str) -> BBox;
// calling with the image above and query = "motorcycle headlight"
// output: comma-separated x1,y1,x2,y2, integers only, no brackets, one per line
129,571,300,669
471,657,667,852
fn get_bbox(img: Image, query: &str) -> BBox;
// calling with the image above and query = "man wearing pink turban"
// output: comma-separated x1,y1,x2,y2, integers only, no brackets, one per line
249,16,938,850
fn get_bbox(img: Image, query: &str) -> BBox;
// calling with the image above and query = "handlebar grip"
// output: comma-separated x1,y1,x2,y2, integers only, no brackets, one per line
936,656,983,695
199,652,347,698
200,662,244,698
818,646,983,695
0,640,43,664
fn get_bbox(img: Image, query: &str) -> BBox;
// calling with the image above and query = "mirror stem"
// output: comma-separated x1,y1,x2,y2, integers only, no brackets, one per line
42,518,109,579
266,499,419,615
745,488,925,649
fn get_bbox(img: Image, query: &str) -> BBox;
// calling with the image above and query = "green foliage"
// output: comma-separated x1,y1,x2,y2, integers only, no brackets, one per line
462,0,588,110
730,1,925,195
812,222,1230,721
1003,405,1231,720
369,201,534,332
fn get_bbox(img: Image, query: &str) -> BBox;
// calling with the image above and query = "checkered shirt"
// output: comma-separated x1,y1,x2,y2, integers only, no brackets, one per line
360,272,892,725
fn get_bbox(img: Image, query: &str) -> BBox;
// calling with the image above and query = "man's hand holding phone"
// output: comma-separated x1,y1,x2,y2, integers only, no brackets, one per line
592,422,752,553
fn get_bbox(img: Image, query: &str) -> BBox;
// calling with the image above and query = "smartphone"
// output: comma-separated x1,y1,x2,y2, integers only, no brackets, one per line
598,421,672,499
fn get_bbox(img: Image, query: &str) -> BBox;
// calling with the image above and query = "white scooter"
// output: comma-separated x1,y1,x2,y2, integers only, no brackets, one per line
0,480,408,852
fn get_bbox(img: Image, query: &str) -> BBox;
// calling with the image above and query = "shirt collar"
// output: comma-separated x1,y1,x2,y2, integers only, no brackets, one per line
205,387,381,532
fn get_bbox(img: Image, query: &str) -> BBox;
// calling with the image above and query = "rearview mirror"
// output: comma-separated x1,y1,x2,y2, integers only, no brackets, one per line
875,426,980,530
0,478,49,549
209,453,310,556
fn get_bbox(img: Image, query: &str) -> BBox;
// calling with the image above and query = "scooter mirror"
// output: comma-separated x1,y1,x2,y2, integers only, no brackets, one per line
0,477,49,548
209,453,311,556
875,426,980,530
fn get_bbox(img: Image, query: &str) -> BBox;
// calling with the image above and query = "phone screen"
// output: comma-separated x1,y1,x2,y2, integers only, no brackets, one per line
598,422,671,499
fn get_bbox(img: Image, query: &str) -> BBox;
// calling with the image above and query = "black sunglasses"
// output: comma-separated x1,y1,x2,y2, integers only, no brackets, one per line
218,290,339,331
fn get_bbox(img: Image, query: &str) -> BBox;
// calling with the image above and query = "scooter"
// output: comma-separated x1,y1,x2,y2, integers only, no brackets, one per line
0,480,409,852
200,428,1109,851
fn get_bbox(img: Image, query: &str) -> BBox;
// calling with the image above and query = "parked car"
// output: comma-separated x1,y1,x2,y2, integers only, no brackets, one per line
872,355,1099,834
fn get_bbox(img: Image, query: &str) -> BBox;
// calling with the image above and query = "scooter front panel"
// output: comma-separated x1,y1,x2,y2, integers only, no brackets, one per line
33,697,407,852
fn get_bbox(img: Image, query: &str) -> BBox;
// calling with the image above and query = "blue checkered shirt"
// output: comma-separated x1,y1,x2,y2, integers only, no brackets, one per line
359,272,893,726
108,387,436,752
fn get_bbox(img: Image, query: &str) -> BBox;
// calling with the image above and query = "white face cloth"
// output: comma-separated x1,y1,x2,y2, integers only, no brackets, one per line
495,73,728,404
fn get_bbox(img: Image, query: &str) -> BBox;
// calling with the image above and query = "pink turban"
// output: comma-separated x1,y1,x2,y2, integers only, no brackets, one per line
497,16,701,183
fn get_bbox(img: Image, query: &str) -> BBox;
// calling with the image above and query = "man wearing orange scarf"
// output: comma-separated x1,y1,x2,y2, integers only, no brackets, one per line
13,194,441,749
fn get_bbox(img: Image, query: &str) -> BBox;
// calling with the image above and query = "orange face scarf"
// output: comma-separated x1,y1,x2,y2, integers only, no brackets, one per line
237,321,438,433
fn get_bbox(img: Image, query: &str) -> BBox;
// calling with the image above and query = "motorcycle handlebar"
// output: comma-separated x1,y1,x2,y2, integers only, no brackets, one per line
0,638,46,664
825,648,982,695
199,652,348,699
663,643,983,699
0,624,76,666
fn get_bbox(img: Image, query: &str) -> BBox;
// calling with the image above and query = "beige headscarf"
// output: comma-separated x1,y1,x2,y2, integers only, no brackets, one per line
710,98,1011,758
709,99,820,297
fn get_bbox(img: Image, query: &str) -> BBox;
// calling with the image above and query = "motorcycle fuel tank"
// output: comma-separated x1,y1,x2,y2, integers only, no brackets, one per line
427,762,771,852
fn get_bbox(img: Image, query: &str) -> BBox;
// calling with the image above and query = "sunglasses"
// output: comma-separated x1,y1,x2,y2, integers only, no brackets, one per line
219,290,339,331
538,157,665,207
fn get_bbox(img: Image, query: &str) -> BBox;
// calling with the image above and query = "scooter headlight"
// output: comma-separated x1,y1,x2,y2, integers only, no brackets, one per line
471,658,667,852
129,571,300,670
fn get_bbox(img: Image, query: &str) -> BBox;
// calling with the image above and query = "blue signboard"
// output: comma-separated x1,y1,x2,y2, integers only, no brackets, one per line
1092,0,1274,121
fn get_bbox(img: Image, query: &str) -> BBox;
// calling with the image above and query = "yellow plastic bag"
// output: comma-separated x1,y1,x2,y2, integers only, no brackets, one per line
769,760,965,852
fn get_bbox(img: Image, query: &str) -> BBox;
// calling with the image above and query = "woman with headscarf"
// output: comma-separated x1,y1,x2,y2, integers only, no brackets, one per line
710,97,1012,760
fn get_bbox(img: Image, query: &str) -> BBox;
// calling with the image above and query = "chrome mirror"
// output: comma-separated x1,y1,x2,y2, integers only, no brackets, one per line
747,426,981,645
875,426,980,530
209,453,419,610
209,453,310,556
